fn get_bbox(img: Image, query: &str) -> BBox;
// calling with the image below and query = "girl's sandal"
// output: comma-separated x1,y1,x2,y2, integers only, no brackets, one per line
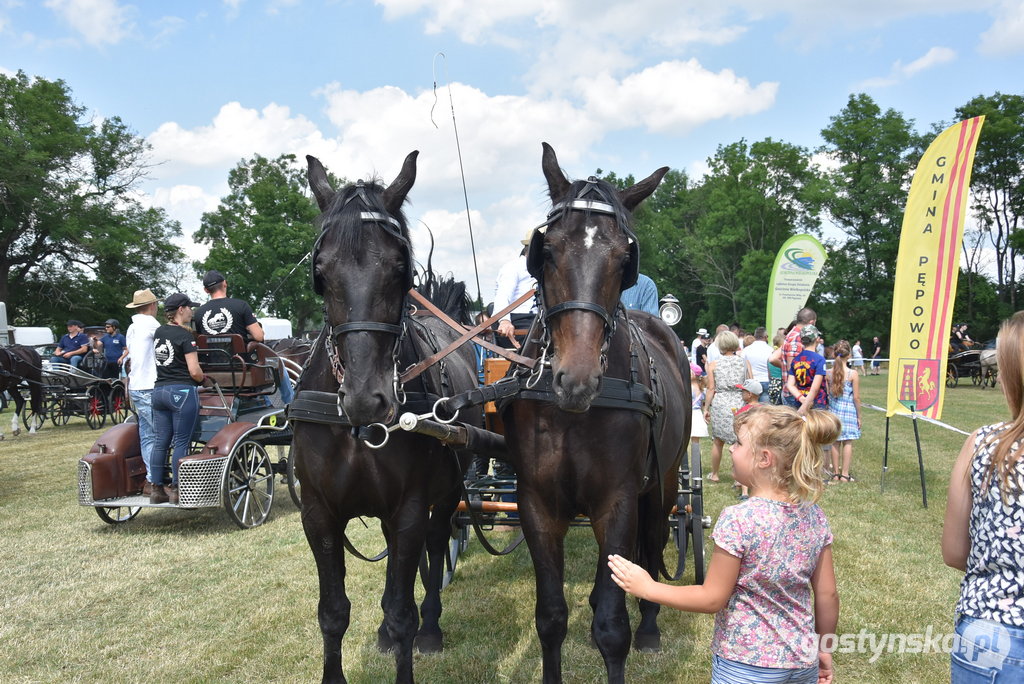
840,474,857,483
827,473,842,485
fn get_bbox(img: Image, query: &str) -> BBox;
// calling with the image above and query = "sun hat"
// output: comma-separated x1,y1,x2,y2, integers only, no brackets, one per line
202,269,226,289
163,293,200,310
126,288,159,309
520,228,535,246
696,328,708,337
736,378,763,395
689,362,703,377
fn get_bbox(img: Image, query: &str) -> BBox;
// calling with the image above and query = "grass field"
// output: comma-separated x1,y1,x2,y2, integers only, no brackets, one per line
0,373,1008,683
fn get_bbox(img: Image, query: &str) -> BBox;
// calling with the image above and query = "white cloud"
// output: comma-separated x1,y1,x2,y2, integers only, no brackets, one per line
979,0,1024,55
150,15,186,46
854,45,957,89
44,0,135,46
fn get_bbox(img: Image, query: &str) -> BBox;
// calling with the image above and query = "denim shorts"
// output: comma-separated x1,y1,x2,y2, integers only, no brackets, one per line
952,615,1024,683
711,654,818,683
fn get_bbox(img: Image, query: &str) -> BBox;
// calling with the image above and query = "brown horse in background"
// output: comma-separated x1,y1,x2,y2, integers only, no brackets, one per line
501,143,690,683
0,345,45,439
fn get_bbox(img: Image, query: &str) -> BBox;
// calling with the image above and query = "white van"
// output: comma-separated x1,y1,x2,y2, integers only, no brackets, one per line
258,318,293,343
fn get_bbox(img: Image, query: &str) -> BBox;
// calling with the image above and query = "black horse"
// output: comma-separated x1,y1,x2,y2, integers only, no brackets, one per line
292,152,482,684
0,345,45,440
501,143,690,683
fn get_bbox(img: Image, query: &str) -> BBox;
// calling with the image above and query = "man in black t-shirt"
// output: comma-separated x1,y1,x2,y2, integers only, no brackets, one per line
194,270,264,343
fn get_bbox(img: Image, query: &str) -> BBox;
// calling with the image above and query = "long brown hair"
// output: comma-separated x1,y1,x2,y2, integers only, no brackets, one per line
829,340,851,399
983,311,1024,500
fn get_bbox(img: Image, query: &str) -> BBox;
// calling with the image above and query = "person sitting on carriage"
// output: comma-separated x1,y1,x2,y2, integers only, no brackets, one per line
98,319,126,379
493,229,538,347
51,319,89,369
194,270,265,343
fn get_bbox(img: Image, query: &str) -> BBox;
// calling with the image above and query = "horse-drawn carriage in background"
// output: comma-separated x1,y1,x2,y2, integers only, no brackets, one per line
44,363,128,429
945,341,998,388
77,334,301,528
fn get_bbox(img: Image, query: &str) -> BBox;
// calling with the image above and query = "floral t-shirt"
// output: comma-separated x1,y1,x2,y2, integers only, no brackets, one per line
711,497,833,668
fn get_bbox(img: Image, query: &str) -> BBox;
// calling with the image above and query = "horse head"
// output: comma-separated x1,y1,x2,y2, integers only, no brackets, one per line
306,151,418,427
534,142,667,412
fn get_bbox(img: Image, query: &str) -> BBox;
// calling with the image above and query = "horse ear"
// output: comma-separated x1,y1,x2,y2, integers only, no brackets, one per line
383,150,419,214
307,155,335,211
541,142,571,202
618,166,669,211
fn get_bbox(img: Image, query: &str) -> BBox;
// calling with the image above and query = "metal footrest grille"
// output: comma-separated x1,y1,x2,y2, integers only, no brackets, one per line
77,461,93,505
178,456,228,508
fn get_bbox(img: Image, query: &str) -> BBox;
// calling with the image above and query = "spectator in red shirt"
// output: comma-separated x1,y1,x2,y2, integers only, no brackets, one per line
769,307,816,403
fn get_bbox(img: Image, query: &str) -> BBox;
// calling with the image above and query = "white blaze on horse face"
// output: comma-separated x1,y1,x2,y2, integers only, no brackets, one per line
584,224,598,249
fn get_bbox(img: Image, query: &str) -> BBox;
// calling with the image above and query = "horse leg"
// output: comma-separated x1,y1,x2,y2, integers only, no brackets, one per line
633,489,671,652
415,495,458,653
9,391,24,437
589,495,639,683
519,493,571,684
301,505,352,684
381,506,428,684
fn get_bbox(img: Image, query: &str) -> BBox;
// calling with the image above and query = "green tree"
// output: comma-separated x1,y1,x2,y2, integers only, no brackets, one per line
194,154,324,331
817,93,922,341
954,92,1024,310
0,71,183,326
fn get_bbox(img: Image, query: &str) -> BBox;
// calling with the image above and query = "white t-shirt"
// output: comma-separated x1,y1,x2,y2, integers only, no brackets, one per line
125,313,160,391
742,339,772,382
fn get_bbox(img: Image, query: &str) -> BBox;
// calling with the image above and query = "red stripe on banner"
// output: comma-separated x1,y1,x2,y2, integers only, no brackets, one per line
927,121,968,360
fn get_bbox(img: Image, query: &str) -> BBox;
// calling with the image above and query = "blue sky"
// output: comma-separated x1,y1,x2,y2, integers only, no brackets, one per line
1,0,1022,305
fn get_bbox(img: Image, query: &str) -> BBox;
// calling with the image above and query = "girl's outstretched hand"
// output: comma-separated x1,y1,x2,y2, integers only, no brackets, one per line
608,554,653,598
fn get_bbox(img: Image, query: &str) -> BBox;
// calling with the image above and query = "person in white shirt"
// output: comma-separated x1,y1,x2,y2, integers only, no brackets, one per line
691,328,709,356
124,288,161,493
740,327,772,403
494,228,538,345
705,324,729,364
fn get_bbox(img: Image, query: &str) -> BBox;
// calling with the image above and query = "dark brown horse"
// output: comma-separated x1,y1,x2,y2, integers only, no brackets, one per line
292,152,481,684
1,345,45,439
502,143,690,683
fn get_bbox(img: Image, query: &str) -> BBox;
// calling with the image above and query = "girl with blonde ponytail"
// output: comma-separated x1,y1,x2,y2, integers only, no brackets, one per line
609,405,841,682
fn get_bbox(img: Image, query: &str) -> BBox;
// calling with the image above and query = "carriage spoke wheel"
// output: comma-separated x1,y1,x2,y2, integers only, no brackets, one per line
50,396,70,426
108,384,128,424
86,386,107,429
22,408,45,432
286,446,301,509
971,368,983,386
222,439,275,529
689,511,707,585
945,365,958,388
95,506,141,524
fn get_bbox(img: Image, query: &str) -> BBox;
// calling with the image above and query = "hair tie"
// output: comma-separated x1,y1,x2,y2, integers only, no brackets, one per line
800,414,807,422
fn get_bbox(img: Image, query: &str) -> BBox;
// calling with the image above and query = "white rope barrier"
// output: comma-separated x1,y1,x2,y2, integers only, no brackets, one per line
861,402,970,436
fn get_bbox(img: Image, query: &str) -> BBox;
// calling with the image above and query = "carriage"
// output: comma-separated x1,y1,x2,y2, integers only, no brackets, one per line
43,363,129,429
945,342,998,388
76,334,301,528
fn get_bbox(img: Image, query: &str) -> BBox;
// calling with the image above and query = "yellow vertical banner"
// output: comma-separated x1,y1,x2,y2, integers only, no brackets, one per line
886,117,984,419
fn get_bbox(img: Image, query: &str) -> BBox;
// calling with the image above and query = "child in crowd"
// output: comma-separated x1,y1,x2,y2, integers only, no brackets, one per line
690,362,708,454
732,378,763,500
826,341,861,483
609,405,840,683
786,324,828,416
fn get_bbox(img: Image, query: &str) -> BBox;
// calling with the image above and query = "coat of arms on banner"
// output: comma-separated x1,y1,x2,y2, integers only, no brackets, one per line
896,358,940,411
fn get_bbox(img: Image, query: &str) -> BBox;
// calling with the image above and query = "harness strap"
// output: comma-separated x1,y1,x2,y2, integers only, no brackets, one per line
543,300,613,329
286,389,440,426
331,321,403,336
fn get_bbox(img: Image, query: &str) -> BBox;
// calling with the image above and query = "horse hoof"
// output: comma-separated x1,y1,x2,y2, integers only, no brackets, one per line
11,428,19,437
633,632,661,652
376,631,396,654
414,633,443,653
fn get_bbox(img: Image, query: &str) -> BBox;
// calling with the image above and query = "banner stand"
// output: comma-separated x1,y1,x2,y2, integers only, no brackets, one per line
879,408,928,508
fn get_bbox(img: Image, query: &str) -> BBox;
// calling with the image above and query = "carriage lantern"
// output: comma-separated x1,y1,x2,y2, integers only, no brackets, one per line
659,294,681,326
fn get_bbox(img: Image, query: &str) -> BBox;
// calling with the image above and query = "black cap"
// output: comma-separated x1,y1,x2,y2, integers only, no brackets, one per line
164,293,200,310
105,318,119,328
203,270,225,288
66,319,83,327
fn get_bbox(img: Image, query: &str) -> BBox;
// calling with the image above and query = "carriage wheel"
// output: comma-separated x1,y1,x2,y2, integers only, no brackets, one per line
95,505,141,524
85,386,107,429
689,512,706,585
108,384,128,424
50,396,70,426
286,446,302,509
945,365,959,388
985,369,998,388
971,368,983,386
222,439,275,529
22,409,45,432
442,523,469,590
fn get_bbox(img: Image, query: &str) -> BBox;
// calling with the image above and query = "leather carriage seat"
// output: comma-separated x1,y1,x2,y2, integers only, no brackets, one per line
197,334,276,394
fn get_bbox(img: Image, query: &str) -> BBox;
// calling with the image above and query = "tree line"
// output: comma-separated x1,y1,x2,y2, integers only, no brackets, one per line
2,70,1021,345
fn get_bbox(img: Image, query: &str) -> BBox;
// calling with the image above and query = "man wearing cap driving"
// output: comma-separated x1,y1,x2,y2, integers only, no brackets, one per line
493,229,538,344
194,270,264,343
124,288,161,493
51,320,90,368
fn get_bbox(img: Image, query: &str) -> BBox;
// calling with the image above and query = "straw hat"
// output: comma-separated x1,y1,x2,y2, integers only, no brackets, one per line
521,228,535,245
125,288,158,309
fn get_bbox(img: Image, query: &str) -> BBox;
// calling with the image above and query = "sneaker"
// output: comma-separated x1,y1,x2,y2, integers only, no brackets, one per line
150,485,169,504
165,485,179,505
142,481,153,496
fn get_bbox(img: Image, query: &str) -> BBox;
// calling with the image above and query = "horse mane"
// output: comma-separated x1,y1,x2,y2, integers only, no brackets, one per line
317,178,412,257
550,177,634,237
415,269,472,326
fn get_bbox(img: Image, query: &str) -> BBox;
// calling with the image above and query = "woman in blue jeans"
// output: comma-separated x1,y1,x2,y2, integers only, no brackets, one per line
150,293,204,505
943,311,1024,682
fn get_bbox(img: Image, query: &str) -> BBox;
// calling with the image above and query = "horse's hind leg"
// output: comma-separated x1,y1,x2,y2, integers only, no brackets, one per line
414,497,457,653
302,505,352,684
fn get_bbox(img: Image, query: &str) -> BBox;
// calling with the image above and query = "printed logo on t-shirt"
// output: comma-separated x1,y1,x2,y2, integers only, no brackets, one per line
202,308,234,334
154,339,175,366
